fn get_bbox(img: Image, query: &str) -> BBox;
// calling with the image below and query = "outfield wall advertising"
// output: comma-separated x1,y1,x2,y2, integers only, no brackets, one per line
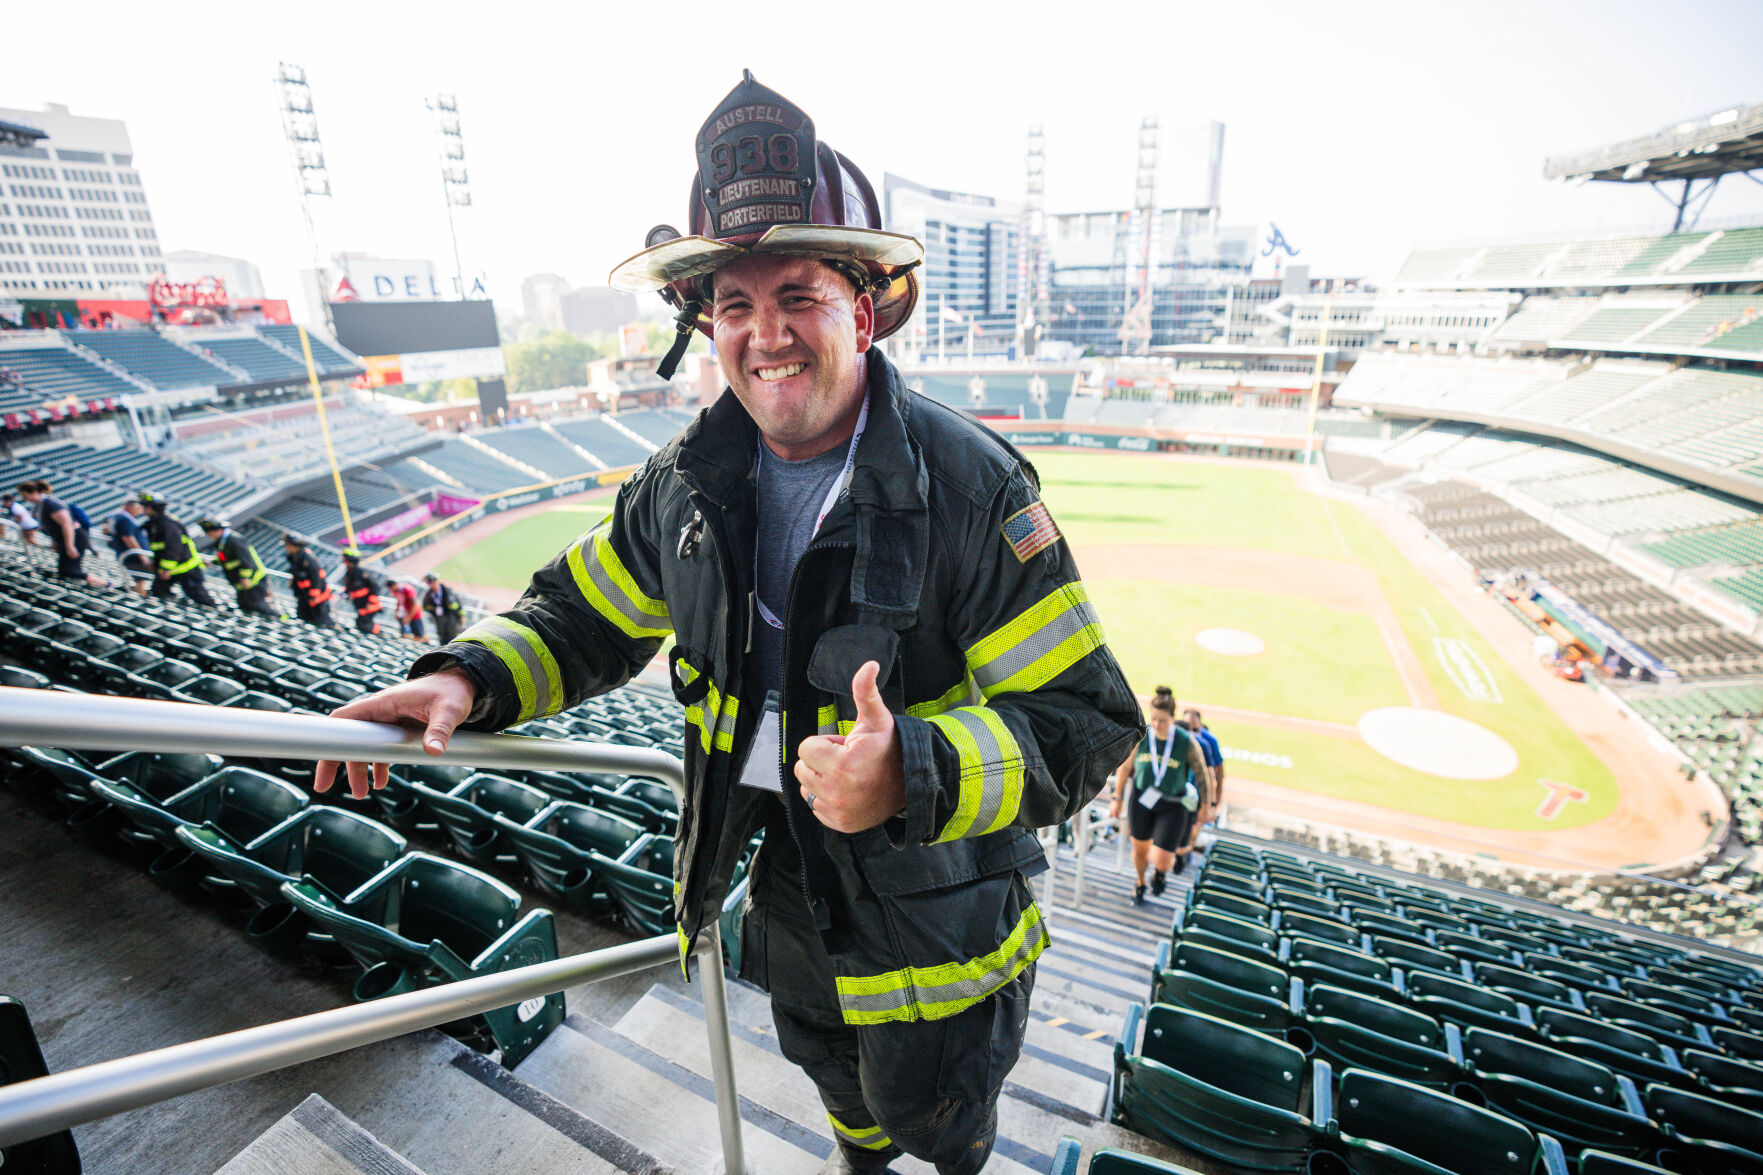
992,422,1315,453
375,465,638,564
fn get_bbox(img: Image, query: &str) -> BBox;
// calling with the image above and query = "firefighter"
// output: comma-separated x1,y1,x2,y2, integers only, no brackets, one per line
138,492,215,606
282,535,333,627
421,572,465,644
199,518,280,618
339,547,384,635
311,74,1140,1175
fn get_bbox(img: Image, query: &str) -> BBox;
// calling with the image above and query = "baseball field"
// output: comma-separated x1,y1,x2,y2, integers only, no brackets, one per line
404,449,1722,871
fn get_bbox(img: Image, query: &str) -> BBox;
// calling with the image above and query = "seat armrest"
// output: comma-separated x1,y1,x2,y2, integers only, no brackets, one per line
1278,937,1292,964
1459,959,1475,980
1535,1134,1568,1175
1154,938,1170,973
1310,1057,1335,1131
1615,1073,1644,1118
1049,1136,1082,1175
1659,1042,1681,1071
1568,988,1587,1011
1290,976,1306,1018
1692,1021,1714,1048
1393,967,1407,997
1445,1020,1463,1065
1517,1003,1535,1027
1120,1002,1143,1055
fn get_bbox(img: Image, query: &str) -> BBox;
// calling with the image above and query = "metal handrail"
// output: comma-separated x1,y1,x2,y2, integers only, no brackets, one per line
0,688,747,1173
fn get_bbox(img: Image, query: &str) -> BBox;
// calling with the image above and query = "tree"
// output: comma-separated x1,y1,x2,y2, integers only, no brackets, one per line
503,331,605,394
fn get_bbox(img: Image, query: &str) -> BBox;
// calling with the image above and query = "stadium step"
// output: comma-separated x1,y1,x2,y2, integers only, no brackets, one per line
213,1094,427,1175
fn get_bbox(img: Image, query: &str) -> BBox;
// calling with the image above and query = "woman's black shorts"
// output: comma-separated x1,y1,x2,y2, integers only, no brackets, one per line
1128,793,1193,853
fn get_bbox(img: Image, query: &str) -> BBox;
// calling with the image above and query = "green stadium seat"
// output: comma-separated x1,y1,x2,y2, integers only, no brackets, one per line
1576,1153,1673,1175
586,783,675,836
1531,957,1620,994
1191,888,1272,925
1329,1067,1565,1175
174,804,406,924
169,673,248,707
278,852,562,1066
1620,979,1725,1025
90,644,164,694
88,765,307,871
1199,870,1267,901
1404,972,1533,1037
0,996,82,1172
1301,983,1458,1088
267,663,331,708
1644,1084,1763,1175
1473,964,1581,1015
1178,927,1281,967
492,800,645,915
1110,1002,1327,1171
1278,911,1360,948
1169,940,1287,1002
596,834,678,935
372,763,472,834
1460,1028,1654,1156
1181,908,1282,957
408,772,550,870
619,776,679,815
1711,1026,1763,1063
1369,937,1461,980
1535,1010,1689,1091
1352,912,1432,944
0,665,51,689
62,630,126,686
1273,890,1343,920
128,657,203,701
1285,939,1398,1000
13,745,111,816
1432,931,1517,967
1681,1049,1763,1112
1582,993,1710,1053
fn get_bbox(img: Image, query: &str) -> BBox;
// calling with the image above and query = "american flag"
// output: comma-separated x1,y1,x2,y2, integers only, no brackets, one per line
1002,501,1060,562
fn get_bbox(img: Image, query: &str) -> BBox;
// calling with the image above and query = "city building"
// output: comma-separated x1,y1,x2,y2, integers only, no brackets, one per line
521,272,569,330
161,250,266,300
0,102,163,297
884,174,1020,358
560,285,637,336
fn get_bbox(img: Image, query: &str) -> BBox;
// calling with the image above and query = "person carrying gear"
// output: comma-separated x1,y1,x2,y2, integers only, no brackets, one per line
108,495,153,595
340,547,384,635
283,534,333,627
199,518,280,618
310,74,1141,1175
421,572,464,644
137,492,215,606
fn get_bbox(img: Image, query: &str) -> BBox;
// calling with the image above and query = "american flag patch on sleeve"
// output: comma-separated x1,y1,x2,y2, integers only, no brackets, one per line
1002,500,1061,562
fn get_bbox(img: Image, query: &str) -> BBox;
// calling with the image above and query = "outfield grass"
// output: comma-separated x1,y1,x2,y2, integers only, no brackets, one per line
1035,453,1617,832
430,504,610,591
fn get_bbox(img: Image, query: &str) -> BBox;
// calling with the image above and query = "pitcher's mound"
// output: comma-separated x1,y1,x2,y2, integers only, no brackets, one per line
1196,628,1266,656
1358,707,1519,780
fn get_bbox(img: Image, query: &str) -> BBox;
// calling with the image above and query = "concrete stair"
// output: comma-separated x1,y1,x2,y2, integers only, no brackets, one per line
214,1094,426,1175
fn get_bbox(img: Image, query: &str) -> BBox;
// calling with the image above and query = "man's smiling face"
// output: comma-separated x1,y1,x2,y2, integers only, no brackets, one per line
711,254,874,460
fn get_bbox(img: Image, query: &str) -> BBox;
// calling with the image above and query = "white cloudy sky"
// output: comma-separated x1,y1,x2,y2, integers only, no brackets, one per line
8,0,1763,316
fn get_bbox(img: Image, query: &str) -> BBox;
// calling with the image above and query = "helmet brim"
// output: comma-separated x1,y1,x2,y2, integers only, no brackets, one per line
608,226,923,293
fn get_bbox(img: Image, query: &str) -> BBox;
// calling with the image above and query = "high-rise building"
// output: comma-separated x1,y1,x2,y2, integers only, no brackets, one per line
560,285,638,336
522,272,570,330
884,175,1020,356
0,103,163,296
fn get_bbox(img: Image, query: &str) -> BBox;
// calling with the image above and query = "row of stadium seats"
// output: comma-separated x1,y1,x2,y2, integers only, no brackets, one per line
1111,845,1763,1173
63,328,241,390
1396,225,1763,288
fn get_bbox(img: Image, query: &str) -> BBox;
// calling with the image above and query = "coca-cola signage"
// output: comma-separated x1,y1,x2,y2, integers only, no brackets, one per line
148,273,230,310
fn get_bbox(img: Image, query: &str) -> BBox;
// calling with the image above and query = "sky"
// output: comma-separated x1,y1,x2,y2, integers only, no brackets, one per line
8,0,1763,320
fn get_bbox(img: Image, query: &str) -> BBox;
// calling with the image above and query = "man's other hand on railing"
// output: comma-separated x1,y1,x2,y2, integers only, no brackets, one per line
314,667,479,799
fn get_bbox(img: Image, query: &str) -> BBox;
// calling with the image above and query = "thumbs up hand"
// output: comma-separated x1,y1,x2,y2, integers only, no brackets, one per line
794,660,906,833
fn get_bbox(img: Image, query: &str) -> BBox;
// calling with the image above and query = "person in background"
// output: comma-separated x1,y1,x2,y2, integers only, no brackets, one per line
1110,686,1213,902
339,548,384,635
107,495,153,595
1183,708,1225,840
3,492,43,546
421,572,464,644
283,535,333,627
19,480,105,587
137,492,215,605
200,518,280,618
392,579,426,642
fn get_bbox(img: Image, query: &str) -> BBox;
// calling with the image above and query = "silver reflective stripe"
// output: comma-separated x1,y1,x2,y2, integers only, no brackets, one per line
473,616,553,718
948,709,1009,835
835,920,1046,1018
972,596,1102,694
579,532,663,634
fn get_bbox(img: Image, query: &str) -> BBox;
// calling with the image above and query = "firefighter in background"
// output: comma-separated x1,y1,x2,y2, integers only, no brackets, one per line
283,535,333,627
199,518,280,618
422,572,465,644
138,492,215,606
340,547,384,635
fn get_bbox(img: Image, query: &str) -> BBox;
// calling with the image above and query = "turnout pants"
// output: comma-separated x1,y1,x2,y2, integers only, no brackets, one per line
153,569,216,606
744,859,1032,1174
353,611,381,635
235,583,280,618
296,600,332,627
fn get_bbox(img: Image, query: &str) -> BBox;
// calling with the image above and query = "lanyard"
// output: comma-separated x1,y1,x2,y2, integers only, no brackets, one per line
1147,726,1179,789
754,393,870,631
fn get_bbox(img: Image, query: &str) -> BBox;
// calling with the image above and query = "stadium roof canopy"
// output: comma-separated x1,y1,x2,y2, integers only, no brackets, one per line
1543,101,1763,183
0,119,48,150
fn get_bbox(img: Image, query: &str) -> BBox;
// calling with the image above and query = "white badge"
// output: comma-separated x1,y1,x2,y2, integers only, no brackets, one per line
1138,787,1164,809
737,692,784,793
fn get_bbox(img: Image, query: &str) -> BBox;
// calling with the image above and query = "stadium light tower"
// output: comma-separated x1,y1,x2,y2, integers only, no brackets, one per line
426,94,480,300
1017,125,1048,359
1117,115,1159,355
274,63,334,302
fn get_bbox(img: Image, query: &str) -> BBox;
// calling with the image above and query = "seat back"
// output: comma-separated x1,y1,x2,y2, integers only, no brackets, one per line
1183,908,1280,955
1371,936,1458,975
98,751,224,801
1287,938,1389,981
1336,1067,1535,1175
1711,1026,1763,1063
1474,962,1573,1005
1171,941,1286,1003
1191,888,1271,924
1309,984,1442,1049
1584,992,1696,1039
1142,1003,1306,1111
171,767,308,844
1464,1028,1620,1105
596,835,676,935
383,854,520,962
1086,1149,1197,1175
458,773,551,824
289,808,407,898
1277,911,1358,947
1405,971,1519,1015
1645,1084,1763,1163
1152,970,1293,1034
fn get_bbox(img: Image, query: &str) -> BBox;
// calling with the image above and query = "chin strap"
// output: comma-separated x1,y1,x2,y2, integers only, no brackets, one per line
656,296,702,381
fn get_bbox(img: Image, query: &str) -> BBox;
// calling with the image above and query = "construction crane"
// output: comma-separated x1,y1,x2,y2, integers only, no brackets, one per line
1116,115,1159,354
1017,126,1047,359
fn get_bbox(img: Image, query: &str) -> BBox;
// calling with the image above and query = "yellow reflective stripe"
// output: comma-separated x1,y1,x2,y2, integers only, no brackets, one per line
835,903,1047,1025
566,527,671,640
684,673,739,754
827,1113,892,1150
676,923,690,980
925,706,1025,842
966,582,1106,700
816,703,855,737
456,616,564,721
906,673,975,719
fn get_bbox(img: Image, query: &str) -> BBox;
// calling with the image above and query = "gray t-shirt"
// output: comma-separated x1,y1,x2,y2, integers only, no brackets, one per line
752,442,846,698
